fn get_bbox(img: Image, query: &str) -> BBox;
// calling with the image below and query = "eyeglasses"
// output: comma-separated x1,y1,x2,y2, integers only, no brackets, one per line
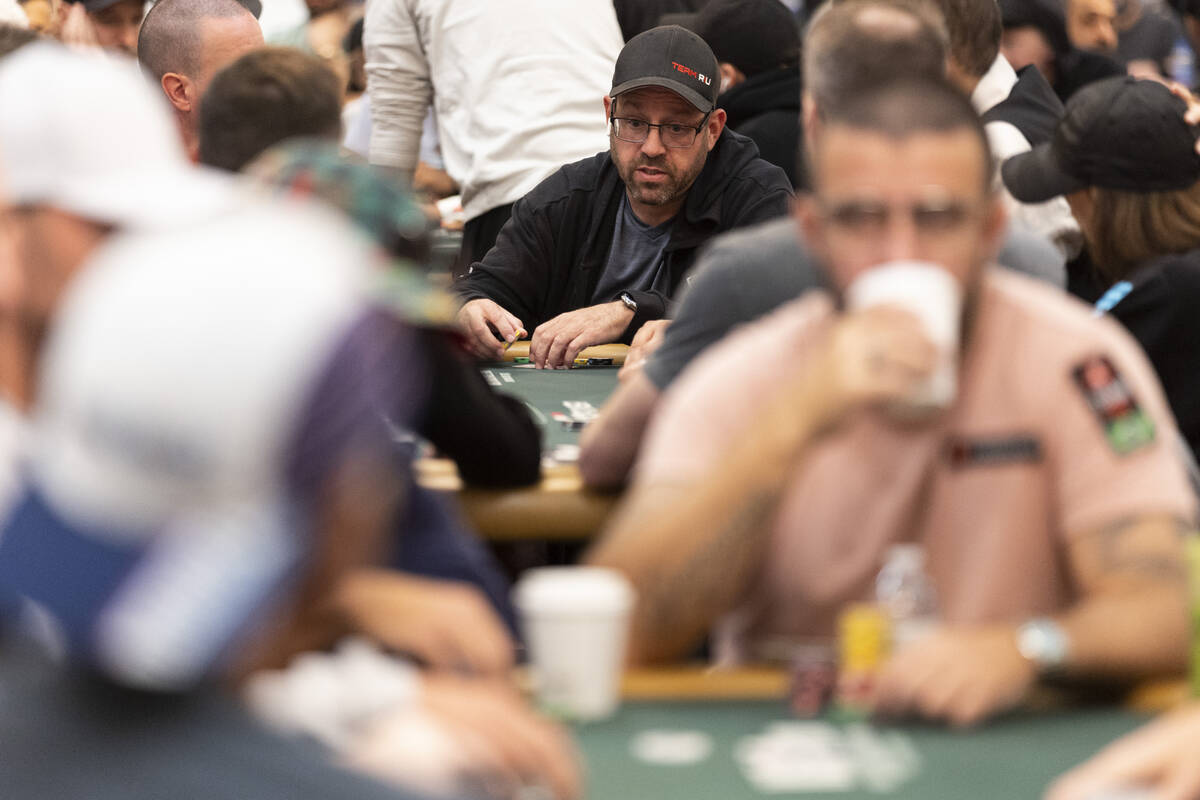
609,111,711,148
819,198,983,235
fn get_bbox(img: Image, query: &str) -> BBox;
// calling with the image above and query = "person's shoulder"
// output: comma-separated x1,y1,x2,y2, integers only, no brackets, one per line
700,216,804,266
983,268,1146,359
522,151,614,207
704,129,791,192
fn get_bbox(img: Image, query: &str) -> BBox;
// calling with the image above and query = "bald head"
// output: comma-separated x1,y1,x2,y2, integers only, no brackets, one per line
139,0,260,83
804,0,948,120
138,0,263,155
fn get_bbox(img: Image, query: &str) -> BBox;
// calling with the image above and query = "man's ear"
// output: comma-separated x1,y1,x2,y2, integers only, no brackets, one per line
705,108,727,150
161,72,195,113
603,94,613,121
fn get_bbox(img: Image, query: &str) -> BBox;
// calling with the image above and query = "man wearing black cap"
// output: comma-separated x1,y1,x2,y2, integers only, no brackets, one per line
456,25,792,369
687,0,804,188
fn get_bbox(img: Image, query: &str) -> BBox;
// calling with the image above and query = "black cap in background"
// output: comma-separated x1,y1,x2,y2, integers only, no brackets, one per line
689,0,800,78
610,25,720,112
1002,76,1200,202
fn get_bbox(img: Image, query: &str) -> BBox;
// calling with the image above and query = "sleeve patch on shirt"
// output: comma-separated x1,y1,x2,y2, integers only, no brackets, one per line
1071,355,1156,455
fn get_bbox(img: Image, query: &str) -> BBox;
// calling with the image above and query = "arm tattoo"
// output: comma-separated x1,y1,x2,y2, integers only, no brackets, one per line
1092,515,1192,583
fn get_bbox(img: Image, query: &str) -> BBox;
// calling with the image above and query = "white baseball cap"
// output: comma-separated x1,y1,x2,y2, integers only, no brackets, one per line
0,198,424,690
0,42,233,229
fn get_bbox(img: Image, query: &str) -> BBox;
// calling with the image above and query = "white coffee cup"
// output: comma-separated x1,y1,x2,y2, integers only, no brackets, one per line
513,566,635,720
844,260,963,410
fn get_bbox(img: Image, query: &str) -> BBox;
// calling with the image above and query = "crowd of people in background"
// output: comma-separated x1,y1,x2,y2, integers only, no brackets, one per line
1,0,1200,798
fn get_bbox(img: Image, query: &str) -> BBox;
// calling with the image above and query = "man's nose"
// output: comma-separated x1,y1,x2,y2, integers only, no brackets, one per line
880,210,921,262
639,126,667,158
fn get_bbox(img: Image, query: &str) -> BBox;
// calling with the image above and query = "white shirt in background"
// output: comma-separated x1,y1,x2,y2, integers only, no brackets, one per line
971,54,1083,261
364,0,623,222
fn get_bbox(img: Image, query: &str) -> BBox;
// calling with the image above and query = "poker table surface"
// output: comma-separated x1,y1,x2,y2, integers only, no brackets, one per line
573,699,1150,800
415,352,624,540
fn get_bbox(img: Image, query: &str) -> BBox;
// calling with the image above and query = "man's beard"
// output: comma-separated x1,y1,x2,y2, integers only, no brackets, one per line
618,154,704,210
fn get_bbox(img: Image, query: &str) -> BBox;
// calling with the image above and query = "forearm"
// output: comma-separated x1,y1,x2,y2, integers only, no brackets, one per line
1056,579,1189,678
1057,515,1193,678
578,373,659,491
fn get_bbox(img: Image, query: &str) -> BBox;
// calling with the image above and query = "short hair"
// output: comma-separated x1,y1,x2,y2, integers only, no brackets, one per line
198,47,343,172
804,0,948,119
926,0,1002,79
0,23,37,59
810,77,994,192
138,0,254,83
1085,186,1200,280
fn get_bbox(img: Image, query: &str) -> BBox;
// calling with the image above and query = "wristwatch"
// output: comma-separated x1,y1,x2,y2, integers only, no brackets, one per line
619,292,638,313
1016,618,1070,673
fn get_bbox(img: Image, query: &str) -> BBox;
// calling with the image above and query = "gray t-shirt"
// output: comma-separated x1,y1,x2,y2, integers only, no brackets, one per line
643,218,1067,391
591,194,675,305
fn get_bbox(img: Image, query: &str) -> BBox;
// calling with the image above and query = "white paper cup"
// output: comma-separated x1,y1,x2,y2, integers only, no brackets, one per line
844,261,963,410
513,566,634,720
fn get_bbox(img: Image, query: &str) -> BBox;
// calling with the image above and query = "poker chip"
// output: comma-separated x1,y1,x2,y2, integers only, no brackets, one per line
629,729,714,765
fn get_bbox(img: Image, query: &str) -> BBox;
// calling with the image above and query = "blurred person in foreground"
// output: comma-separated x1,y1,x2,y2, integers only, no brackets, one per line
0,40,524,689
1046,702,1200,800
580,0,1065,490
137,0,264,160
198,50,543,488
197,49,540,627
0,41,232,415
683,0,805,188
588,77,1195,727
0,198,579,800
1003,76,1200,461
455,25,792,368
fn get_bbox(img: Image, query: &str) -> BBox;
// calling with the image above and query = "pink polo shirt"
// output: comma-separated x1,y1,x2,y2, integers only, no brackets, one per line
635,268,1196,661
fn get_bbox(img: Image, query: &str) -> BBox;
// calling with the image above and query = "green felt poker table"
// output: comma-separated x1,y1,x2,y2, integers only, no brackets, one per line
416,355,623,540
574,699,1150,800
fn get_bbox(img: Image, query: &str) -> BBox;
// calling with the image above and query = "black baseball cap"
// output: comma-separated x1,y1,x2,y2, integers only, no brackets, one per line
690,0,800,78
1002,76,1200,203
610,25,720,112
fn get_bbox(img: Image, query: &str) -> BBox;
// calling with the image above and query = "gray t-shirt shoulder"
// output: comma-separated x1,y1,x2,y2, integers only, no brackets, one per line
643,218,1065,391
644,217,821,390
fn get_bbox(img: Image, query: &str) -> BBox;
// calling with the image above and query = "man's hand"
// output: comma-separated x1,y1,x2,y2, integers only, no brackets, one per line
619,319,670,381
335,570,515,677
768,305,939,441
872,626,1037,727
530,301,633,369
351,676,582,800
1045,703,1200,800
457,298,524,361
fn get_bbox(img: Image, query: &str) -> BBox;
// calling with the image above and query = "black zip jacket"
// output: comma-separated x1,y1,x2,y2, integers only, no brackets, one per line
455,129,793,343
720,65,805,189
